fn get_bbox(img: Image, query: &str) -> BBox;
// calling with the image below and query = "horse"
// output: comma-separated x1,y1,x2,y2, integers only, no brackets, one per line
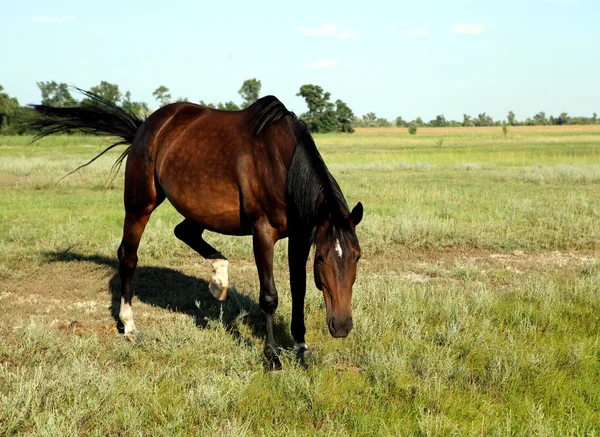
30,89,363,365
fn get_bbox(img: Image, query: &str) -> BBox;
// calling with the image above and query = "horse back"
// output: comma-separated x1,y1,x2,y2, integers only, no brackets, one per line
130,101,296,236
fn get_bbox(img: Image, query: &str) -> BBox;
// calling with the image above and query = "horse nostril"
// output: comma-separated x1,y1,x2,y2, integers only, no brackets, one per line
329,316,353,338
341,317,353,335
330,317,338,332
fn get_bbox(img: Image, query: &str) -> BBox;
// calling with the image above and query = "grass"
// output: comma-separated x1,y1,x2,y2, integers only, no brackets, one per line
1,126,599,435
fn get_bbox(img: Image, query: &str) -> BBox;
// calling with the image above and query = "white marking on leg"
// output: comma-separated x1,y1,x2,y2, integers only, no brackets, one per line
335,239,343,259
294,342,309,353
119,297,136,335
209,258,229,301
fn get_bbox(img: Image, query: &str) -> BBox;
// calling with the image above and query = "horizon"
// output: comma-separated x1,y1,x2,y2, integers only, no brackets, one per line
2,0,598,122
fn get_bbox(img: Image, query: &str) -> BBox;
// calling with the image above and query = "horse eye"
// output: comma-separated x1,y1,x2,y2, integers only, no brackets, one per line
356,254,361,263
316,253,325,264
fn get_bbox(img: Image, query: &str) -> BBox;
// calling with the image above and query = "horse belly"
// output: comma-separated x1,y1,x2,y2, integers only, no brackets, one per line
159,163,249,235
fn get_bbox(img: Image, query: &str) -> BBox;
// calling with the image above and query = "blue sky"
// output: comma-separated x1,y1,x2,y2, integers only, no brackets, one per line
2,0,598,121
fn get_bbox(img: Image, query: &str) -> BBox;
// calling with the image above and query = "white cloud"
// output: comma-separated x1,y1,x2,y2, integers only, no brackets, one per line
32,16,75,24
452,23,488,35
337,30,358,40
406,28,429,38
298,23,358,40
311,60,339,68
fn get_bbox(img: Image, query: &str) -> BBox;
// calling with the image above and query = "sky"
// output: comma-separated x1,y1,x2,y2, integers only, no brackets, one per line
2,0,599,122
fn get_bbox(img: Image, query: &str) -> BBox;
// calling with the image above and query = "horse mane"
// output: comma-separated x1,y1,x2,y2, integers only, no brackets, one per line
250,95,293,136
285,120,354,238
247,96,354,238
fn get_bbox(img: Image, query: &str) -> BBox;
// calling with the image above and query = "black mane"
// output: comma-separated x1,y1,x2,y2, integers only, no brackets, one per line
249,96,353,237
250,95,292,136
285,120,351,229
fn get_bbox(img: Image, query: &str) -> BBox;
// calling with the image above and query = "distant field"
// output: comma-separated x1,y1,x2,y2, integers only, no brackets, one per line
355,124,600,135
1,129,599,435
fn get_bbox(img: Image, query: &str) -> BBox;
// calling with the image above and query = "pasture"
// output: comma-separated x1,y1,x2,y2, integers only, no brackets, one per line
1,126,599,435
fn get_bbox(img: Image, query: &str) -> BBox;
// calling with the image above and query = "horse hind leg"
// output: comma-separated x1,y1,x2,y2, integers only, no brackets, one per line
117,168,165,338
174,218,229,301
117,211,153,338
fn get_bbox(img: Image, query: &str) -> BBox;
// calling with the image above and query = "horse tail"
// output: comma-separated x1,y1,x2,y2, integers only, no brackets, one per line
29,87,146,179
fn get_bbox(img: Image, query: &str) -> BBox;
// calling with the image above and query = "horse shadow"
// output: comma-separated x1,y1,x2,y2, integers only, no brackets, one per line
43,250,294,350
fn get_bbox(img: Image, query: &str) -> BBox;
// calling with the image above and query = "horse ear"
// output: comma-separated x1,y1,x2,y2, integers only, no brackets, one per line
349,202,363,226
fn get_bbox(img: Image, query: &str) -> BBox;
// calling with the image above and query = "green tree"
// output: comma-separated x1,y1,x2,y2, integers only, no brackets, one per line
199,100,216,109
6,107,37,135
239,78,261,108
462,114,474,127
362,112,377,127
87,81,122,105
335,99,355,133
415,117,424,127
153,86,172,107
0,85,19,130
298,85,328,117
430,114,447,127
376,118,391,127
475,112,494,127
351,116,365,128
395,116,407,127
296,84,338,133
37,81,74,107
533,111,547,125
557,112,569,125
507,111,516,126
217,101,241,111
593,112,597,124
122,91,149,117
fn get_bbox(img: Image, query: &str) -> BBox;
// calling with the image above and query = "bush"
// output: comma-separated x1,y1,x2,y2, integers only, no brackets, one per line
408,125,417,135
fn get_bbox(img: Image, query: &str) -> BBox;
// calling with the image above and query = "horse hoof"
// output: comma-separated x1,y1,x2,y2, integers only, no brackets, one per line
123,329,139,343
264,345,281,369
299,350,316,367
293,342,309,354
209,280,228,301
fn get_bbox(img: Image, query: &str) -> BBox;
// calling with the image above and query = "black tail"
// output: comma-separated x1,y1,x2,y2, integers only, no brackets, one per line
29,88,146,179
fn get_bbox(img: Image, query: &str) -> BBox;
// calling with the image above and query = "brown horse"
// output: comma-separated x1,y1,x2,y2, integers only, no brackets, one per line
31,90,363,364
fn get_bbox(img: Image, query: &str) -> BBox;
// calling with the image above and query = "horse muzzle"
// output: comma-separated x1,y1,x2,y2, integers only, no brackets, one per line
328,316,353,338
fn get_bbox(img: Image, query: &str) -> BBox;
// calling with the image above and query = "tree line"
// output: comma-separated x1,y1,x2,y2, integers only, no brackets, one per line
1,80,598,135
387,110,598,129
0,79,356,135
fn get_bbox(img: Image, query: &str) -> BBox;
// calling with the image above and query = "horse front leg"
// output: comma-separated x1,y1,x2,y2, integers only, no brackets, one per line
288,230,312,354
174,218,229,301
252,221,280,366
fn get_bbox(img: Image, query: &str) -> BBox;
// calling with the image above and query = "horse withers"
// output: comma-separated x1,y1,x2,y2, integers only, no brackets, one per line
31,90,363,365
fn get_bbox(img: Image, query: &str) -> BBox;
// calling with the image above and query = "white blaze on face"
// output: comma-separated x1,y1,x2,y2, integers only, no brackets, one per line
335,238,343,259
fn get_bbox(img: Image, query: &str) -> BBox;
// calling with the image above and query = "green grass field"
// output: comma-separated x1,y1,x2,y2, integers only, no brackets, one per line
1,127,599,435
